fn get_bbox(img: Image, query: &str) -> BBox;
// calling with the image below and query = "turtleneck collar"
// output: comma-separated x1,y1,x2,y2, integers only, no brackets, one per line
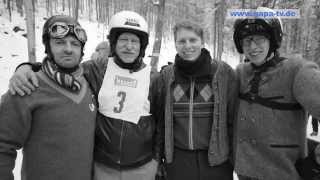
113,54,144,72
174,48,212,77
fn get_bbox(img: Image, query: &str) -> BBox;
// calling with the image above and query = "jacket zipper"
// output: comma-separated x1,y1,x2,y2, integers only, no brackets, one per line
118,121,125,164
189,77,195,150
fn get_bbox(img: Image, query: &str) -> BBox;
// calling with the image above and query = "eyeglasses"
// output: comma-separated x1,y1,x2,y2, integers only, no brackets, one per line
49,22,87,44
242,36,267,47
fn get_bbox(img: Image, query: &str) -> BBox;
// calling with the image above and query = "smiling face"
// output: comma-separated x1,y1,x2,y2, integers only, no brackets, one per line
175,28,204,61
242,35,270,66
49,35,82,68
115,32,141,63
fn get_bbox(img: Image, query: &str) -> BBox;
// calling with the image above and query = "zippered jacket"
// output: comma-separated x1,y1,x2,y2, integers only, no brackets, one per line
159,57,238,166
82,57,162,169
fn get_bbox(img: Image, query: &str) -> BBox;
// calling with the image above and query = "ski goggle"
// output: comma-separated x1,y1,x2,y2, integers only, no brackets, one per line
48,22,87,44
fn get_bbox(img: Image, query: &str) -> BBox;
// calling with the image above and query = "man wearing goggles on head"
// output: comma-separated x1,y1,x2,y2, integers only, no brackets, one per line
41,17,87,73
0,15,96,180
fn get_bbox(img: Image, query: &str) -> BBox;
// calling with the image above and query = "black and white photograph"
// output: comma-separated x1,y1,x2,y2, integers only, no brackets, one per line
0,0,320,180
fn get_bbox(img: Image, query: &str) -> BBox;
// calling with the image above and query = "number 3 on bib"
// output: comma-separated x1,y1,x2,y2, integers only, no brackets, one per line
114,91,126,113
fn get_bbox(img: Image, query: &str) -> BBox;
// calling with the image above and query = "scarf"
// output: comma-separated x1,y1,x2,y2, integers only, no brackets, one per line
174,48,212,77
42,57,82,92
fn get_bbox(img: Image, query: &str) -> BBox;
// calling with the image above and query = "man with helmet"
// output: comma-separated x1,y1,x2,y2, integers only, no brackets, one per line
0,15,96,180
8,11,162,180
89,10,161,180
233,7,320,180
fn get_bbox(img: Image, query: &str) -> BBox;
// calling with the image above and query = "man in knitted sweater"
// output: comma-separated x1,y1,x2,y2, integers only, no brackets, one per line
0,15,96,180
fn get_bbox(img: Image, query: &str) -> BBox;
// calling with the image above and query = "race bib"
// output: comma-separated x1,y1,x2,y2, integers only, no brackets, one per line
98,58,151,124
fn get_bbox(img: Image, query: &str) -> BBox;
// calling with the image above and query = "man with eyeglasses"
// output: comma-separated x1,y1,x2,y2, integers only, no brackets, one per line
0,15,96,180
233,7,320,180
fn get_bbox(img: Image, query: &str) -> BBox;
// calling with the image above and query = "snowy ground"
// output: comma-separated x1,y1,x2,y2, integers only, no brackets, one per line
0,5,319,180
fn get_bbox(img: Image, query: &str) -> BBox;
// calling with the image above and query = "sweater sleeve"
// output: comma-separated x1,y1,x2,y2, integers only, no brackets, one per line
0,92,32,180
293,61,320,118
225,64,238,164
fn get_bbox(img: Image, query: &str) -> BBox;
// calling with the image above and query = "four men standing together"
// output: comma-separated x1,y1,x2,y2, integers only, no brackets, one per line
1,7,320,180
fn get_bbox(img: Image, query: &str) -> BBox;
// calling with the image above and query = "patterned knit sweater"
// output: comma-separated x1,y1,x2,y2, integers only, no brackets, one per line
0,71,96,180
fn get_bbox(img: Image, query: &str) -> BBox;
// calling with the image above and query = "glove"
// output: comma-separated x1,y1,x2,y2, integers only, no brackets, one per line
295,144,320,180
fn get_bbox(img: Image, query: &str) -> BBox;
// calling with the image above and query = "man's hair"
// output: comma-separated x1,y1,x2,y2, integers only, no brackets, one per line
173,20,204,42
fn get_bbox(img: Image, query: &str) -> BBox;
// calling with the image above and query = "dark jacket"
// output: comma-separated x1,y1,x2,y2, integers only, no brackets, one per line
82,57,162,169
159,58,238,166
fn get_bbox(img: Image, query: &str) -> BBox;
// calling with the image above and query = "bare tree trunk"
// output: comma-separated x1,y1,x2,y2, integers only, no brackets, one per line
33,0,37,12
68,0,71,16
211,0,217,60
80,0,83,15
7,0,11,21
95,0,98,22
140,0,148,17
314,2,320,64
74,0,79,20
261,0,272,7
48,0,50,16
272,0,277,8
88,0,91,21
217,0,226,61
46,0,49,16
54,0,58,14
150,0,166,73
16,0,23,16
239,0,246,63
50,0,53,16
24,0,36,62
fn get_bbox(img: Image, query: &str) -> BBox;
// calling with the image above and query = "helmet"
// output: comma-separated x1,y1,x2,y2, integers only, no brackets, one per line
233,7,283,54
42,15,86,58
107,11,149,58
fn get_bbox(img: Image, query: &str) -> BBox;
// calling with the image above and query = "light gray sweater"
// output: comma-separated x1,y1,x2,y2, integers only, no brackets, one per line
235,57,320,180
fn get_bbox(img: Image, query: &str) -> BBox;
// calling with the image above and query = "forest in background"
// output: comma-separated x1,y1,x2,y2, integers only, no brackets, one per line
2,0,320,70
